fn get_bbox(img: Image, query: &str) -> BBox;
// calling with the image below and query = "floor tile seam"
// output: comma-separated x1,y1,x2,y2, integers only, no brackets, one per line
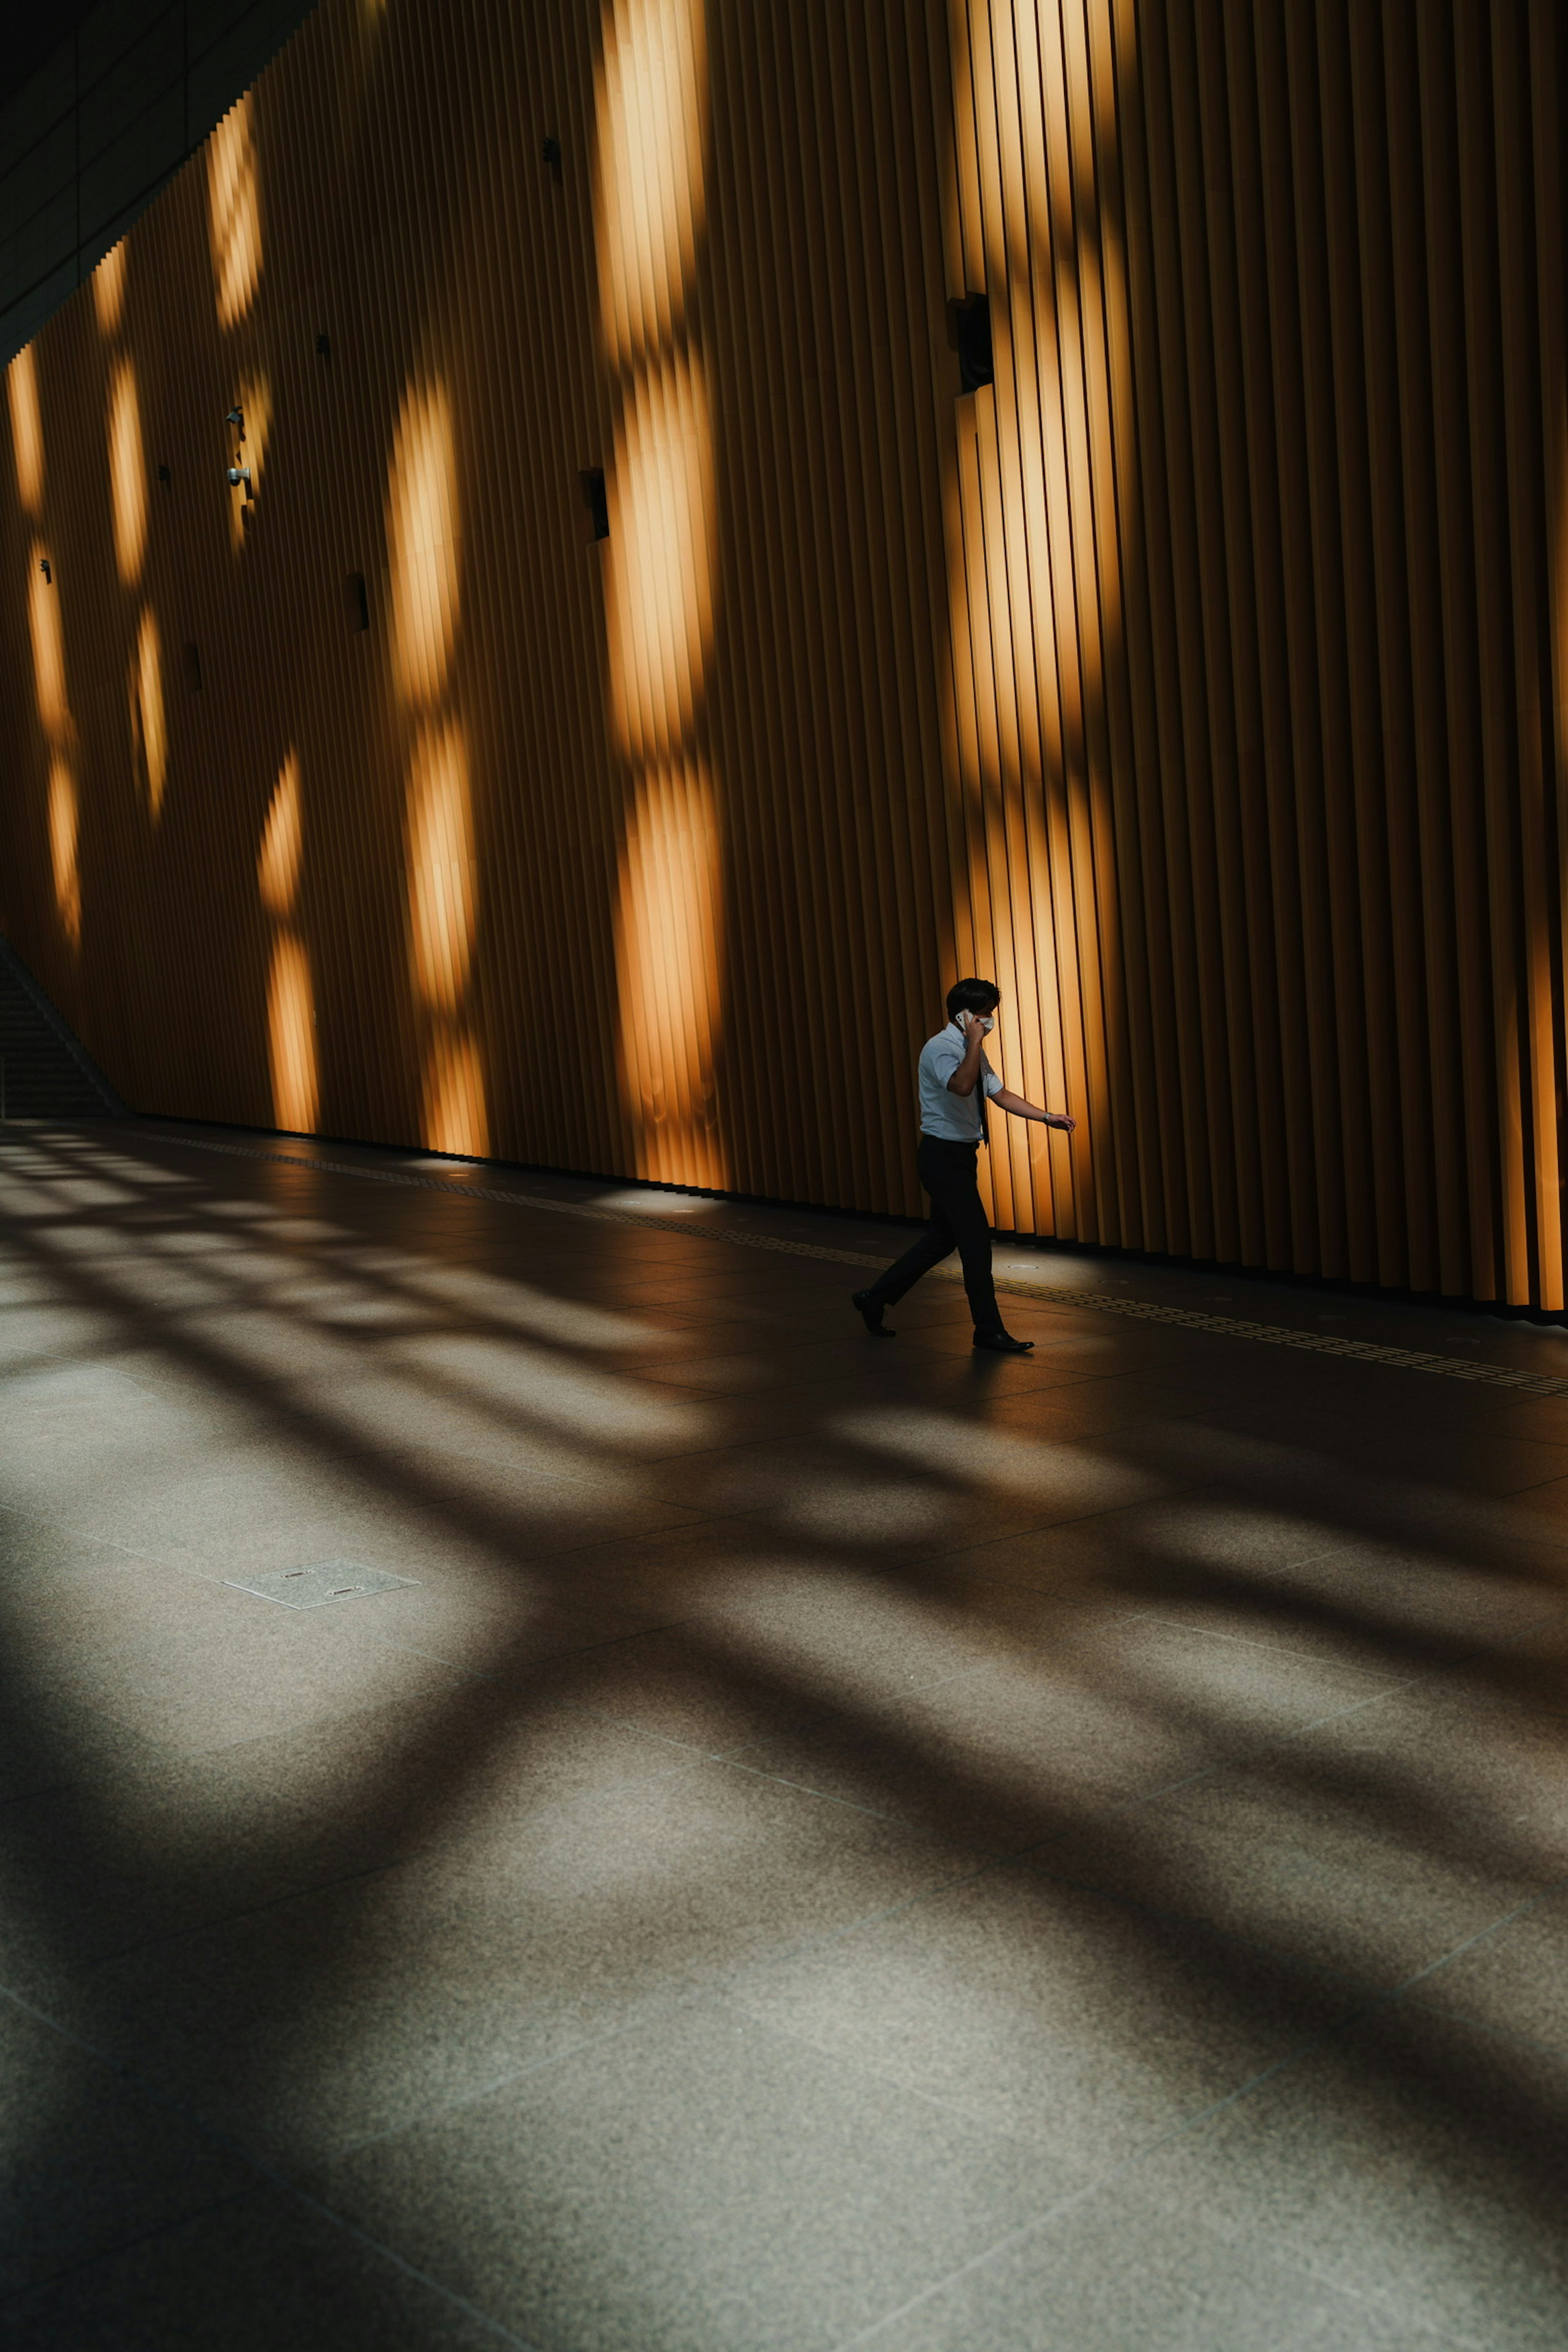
662,1599,1148,1698
1020,1854,1568,2027
19,1738,731,1976
1178,1677,1455,1766
1011,1735,1554,1909
0,1491,163,1571
1009,1846,1403,1996
0,2187,259,2312
1258,1649,1568,1739
1085,1977,1568,2352
704,1903,1384,2124
1115,1606,1435,1686
700,1980,1090,2146
118,1129,1568,1400
1036,1601,1425,1690
543,1695,1069,1860
540,1603,1250,1778
822,2063,1478,2352
1375,1871,1568,2005
0,1976,285,2186
0,2164,552,2352
7,1853,408,1990
274,2179,566,2348
1466,1602,1568,1655
356,1605,718,1676
316,1980,722,2165
1393,1979,1568,2067
1125,1594,1568,1675
978,1681,1413,1840
703,1746,1045,1855
959,2006,1473,2321
894,1474,1209,1565
697,1844,1074,2000
1,2087,543,2352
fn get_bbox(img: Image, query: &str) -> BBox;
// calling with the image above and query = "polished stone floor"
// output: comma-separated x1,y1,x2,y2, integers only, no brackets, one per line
2,1120,1567,2350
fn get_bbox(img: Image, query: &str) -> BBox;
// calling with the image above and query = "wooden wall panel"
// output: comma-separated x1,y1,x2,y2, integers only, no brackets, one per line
943,0,1568,1308
2,0,1567,1308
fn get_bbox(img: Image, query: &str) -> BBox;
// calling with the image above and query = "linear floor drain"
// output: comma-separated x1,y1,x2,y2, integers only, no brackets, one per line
225,1560,419,1608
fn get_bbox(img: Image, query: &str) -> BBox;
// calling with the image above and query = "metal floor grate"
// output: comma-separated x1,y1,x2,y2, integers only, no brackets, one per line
226,1560,419,1609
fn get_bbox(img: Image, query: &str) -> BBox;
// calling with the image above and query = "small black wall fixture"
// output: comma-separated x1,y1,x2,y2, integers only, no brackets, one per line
543,135,563,184
579,467,610,541
183,641,203,693
315,330,331,357
346,570,370,632
38,557,51,584
949,293,993,394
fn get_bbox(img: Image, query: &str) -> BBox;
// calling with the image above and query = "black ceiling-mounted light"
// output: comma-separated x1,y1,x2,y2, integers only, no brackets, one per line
543,134,563,184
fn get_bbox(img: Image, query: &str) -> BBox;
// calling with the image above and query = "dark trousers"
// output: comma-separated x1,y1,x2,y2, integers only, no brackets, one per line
865,1134,1002,1334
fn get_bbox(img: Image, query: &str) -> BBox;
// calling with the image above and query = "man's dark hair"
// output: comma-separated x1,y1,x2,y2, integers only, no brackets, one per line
945,977,1001,1019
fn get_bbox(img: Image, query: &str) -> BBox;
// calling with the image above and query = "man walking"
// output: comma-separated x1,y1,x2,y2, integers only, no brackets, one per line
852,979,1076,1354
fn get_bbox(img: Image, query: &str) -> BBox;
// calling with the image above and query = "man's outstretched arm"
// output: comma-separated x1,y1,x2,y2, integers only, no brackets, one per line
990,1087,1075,1132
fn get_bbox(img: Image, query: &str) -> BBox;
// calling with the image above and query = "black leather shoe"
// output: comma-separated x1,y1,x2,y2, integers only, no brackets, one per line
973,1330,1034,1354
852,1289,896,1337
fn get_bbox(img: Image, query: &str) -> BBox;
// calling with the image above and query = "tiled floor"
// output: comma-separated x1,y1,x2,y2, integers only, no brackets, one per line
2,1123,1568,2349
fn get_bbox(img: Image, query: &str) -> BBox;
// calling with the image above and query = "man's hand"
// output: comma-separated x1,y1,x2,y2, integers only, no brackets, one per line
947,1011,989,1096
1045,1112,1076,1133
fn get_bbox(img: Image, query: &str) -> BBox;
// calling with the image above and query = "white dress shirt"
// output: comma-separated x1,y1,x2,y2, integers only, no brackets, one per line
918,1021,1003,1141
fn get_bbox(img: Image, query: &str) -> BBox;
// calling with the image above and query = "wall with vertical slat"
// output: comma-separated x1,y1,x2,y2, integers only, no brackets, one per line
2,0,1566,1307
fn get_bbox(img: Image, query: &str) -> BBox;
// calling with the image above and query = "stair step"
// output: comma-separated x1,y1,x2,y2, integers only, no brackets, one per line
0,946,121,1118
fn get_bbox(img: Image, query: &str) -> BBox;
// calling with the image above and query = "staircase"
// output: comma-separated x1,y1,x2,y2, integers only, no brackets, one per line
0,937,123,1120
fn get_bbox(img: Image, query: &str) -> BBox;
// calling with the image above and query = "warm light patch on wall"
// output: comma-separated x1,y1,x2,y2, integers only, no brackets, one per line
420,1031,488,1158
7,347,44,514
48,758,80,949
605,364,715,759
597,0,707,364
27,547,68,739
129,608,167,818
614,770,724,1178
258,753,318,1133
24,488,83,956
387,381,459,704
208,94,262,328
407,719,477,1014
93,242,128,336
940,0,1132,1247
259,750,304,914
387,375,487,1157
267,933,318,1132
108,359,147,585
598,0,726,1189
227,370,272,554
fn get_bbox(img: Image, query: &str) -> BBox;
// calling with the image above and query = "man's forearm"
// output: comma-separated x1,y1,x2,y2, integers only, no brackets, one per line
992,1087,1071,1126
